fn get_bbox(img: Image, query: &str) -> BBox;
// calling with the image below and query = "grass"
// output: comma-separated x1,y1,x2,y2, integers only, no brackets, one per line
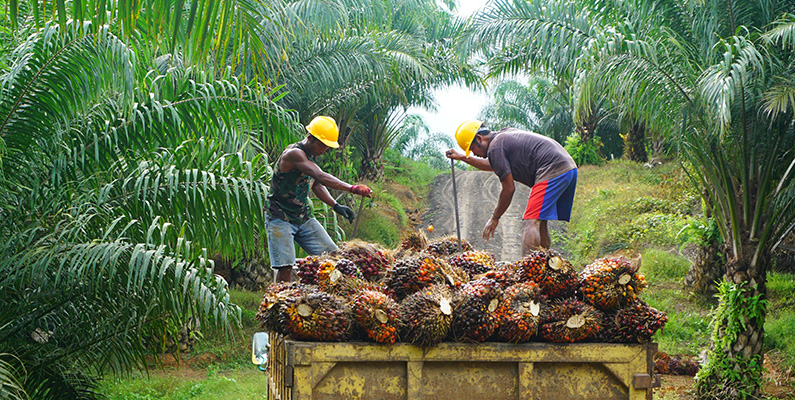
99,369,266,400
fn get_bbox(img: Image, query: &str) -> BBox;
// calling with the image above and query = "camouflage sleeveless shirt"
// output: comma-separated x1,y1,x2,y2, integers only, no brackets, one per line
267,142,315,224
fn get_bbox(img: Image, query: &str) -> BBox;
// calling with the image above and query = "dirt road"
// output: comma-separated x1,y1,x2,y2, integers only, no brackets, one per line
422,169,565,263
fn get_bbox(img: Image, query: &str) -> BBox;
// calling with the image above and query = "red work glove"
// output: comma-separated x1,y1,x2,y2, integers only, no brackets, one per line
350,184,372,197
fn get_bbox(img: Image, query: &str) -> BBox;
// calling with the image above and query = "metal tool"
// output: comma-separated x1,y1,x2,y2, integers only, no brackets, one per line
352,194,366,238
450,158,463,253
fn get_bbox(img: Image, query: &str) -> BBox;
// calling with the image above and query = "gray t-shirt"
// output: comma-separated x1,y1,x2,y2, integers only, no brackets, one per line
487,128,577,187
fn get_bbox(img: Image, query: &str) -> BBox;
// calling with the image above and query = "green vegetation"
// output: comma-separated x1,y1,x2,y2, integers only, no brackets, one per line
565,160,699,265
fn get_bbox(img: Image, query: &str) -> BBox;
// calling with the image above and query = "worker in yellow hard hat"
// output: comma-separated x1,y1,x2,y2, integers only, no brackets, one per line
266,115,372,282
446,120,577,255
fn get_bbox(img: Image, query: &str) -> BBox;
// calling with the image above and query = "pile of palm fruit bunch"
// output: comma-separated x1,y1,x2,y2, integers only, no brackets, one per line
256,232,667,347
654,351,700,376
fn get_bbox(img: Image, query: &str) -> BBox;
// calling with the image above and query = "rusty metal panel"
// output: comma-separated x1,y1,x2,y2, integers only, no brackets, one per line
267,333,658,400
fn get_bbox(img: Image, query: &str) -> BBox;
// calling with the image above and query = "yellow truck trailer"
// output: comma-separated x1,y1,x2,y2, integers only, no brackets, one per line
253,332,661,400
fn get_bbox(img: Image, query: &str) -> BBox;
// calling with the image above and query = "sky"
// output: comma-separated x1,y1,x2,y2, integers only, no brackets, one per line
406,0,492,140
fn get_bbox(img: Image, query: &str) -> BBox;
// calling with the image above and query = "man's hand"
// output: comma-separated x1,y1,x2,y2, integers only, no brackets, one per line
482,215,499,241
445,148,465,160
350,184,372,197
333,203,355,223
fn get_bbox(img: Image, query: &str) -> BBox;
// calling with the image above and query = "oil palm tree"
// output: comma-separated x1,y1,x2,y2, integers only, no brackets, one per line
590,1,794,397
0,23,300,399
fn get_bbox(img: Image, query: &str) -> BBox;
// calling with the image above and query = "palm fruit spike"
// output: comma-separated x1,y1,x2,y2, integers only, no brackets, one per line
296,255,325,284
451,277,503,342
424,235,473,257
400,283,454,347
495,281,547,343
256,282,313,334
477,262,519,289
277,287,352,341
385,255,451,300
448,251,496,278
337,240,393,281
513,250,578,299
350,289,403,344
601,300,667,343
540,298,603,343
579,256,647,311
399,229,429,252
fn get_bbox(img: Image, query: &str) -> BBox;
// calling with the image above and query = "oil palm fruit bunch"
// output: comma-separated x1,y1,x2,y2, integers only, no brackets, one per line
256,282,314,334
385,255,452,300
477,263,519,289
335,258,364,279
540,298,603,343
278,287,352,341
448,251,496,278
514,250,578,299
317,261,373,299
399,229,429,252
495,281,547,343
654,352,700,376
296,256,325,284
350,289,403,344
451,278,503,342
400,284,454,347
338,240,393,281
424,236,473,257
600,301,667,343
579,256,647,311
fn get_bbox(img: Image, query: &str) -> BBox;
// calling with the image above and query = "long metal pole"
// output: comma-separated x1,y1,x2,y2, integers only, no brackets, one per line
450,158,463,253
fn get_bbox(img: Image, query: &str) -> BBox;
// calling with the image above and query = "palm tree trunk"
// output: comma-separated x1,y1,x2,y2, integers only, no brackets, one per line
575,116,597,143
623,122,648,162
683,238,723,297
696,247,768,399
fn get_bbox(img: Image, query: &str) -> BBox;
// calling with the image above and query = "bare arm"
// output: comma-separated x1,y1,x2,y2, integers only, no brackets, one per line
281,148,352,192
482,173,516,241
312,180,336,207
445,149,493,171
493,173,516,219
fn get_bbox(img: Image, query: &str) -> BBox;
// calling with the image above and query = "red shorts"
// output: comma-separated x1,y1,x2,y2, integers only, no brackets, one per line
523,169,577,221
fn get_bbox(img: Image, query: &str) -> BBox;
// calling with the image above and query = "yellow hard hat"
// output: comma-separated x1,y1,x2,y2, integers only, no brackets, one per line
455,120,483,157
306,116,340,148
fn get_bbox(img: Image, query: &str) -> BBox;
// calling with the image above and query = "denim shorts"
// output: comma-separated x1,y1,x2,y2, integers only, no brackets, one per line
266,216,339,269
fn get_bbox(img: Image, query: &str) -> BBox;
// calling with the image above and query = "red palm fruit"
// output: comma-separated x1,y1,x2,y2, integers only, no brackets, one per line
337,240,394,281
384,255,451,300
256,282,314,334
540,298,603,343
495,281,547,343
579,256,647,311
448,251,496,278
296,256,325,284
350,289,403,344
451,278,503,342
424,236,473,257
513,250,577,299
400,284,454,347
477,262,519,289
